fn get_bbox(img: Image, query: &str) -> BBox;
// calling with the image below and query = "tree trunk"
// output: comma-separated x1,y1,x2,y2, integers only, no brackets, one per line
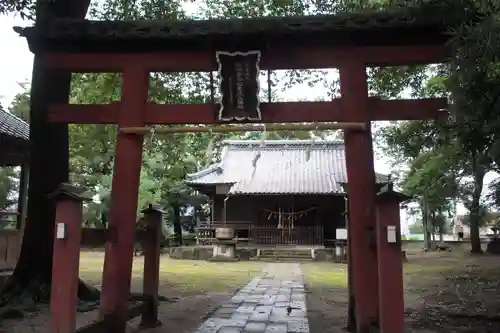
172,204,183,246
431,219,436,243
347,293,356,332
0,16,98,309
345,196,356,332
469,167,485,254
422,199,431,249
1,62,69,303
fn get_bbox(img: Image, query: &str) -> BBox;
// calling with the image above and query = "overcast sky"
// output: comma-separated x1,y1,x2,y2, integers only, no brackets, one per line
0,14,33,105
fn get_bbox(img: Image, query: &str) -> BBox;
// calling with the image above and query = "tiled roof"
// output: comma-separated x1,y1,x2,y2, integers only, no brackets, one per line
186,140,388,195
0,105,29,141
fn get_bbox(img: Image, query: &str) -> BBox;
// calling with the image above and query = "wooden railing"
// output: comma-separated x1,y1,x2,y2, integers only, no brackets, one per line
249,225,324,246
195,222,324,246
196,221,252,245
197,221,252,229
330,239,348,262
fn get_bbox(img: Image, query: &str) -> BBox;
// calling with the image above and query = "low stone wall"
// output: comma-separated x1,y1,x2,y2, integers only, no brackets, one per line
313,248,347,262
0,230,23,269
402,239,488,252
168,246,258,260
0,229,489,268
0,228,145,268
168,240,490,262
168,246,348,262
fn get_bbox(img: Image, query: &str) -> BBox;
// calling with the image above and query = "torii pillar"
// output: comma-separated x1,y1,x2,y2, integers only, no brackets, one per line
99,67,148,332
340,62,380,331
376,184,411,333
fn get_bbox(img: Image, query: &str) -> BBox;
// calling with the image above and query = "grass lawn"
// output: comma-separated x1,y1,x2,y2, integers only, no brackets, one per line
3,251,496,333
79,251,265,296
302,251,500,333
301,262,348,287
301,259,455,289
0,253,266,333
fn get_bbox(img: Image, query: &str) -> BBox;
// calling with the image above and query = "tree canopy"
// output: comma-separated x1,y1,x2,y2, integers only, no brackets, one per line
0,0,33,17
376,0,500,252
2,0,500,250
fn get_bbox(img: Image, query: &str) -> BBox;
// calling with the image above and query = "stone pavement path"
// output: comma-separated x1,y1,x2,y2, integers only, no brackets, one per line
192,263,309,333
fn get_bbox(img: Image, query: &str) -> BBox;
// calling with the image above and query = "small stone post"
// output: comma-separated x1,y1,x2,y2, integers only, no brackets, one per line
49,183,89,333
140,204,164,328
375,184,410,333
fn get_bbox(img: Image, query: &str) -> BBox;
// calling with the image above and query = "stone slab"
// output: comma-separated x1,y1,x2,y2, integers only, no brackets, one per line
192,263,310,333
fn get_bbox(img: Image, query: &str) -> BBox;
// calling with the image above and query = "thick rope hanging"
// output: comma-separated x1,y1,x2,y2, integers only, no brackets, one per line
263,206,317,218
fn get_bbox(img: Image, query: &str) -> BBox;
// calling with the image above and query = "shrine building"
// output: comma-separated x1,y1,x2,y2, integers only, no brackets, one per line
186,140,391,247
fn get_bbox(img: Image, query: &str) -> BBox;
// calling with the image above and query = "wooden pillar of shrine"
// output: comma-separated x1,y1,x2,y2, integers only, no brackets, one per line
376,184,409,333
49,183,88,333
140,204,164,328
99,67,148,332
340,62,379,332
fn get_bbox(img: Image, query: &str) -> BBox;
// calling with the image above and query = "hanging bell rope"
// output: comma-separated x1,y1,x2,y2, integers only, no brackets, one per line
119,122,367,135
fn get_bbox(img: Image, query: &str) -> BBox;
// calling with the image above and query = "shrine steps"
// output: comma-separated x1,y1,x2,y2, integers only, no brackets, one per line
256,248,313,262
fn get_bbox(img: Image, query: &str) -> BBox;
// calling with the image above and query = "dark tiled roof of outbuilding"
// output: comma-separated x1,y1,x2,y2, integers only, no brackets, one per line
0,105,29,141
186,140,388,195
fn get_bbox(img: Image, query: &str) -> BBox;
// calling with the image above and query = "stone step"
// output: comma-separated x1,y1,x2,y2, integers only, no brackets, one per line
259,249,312,256
259,253,312,257
259,255,312,260
258,249,313,262
256,256,313,262
260,251,311,257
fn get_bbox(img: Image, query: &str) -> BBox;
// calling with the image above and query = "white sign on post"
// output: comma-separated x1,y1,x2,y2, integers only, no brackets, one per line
56,222,66,240
336,228,348,240
387,225,397,243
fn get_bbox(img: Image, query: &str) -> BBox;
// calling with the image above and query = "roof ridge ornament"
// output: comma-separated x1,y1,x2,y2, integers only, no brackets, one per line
305,136,317,162
205,127,214,167
252,124,268,169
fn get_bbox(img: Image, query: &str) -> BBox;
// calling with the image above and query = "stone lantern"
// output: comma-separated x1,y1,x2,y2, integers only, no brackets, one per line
211,226,237,261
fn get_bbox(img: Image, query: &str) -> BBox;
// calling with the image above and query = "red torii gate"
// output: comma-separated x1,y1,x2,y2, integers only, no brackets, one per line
18,10,450,333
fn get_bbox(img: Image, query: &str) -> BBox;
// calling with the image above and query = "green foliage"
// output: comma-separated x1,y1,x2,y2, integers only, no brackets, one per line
0,87,30,229
0,167,19,229
12,0,499,247
0,168,17,209
0,0,34,18
8,82,30,122
376,0,500,252
61,0,324,232
1,0,323,234
460,205,500,228
408,221,424,234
